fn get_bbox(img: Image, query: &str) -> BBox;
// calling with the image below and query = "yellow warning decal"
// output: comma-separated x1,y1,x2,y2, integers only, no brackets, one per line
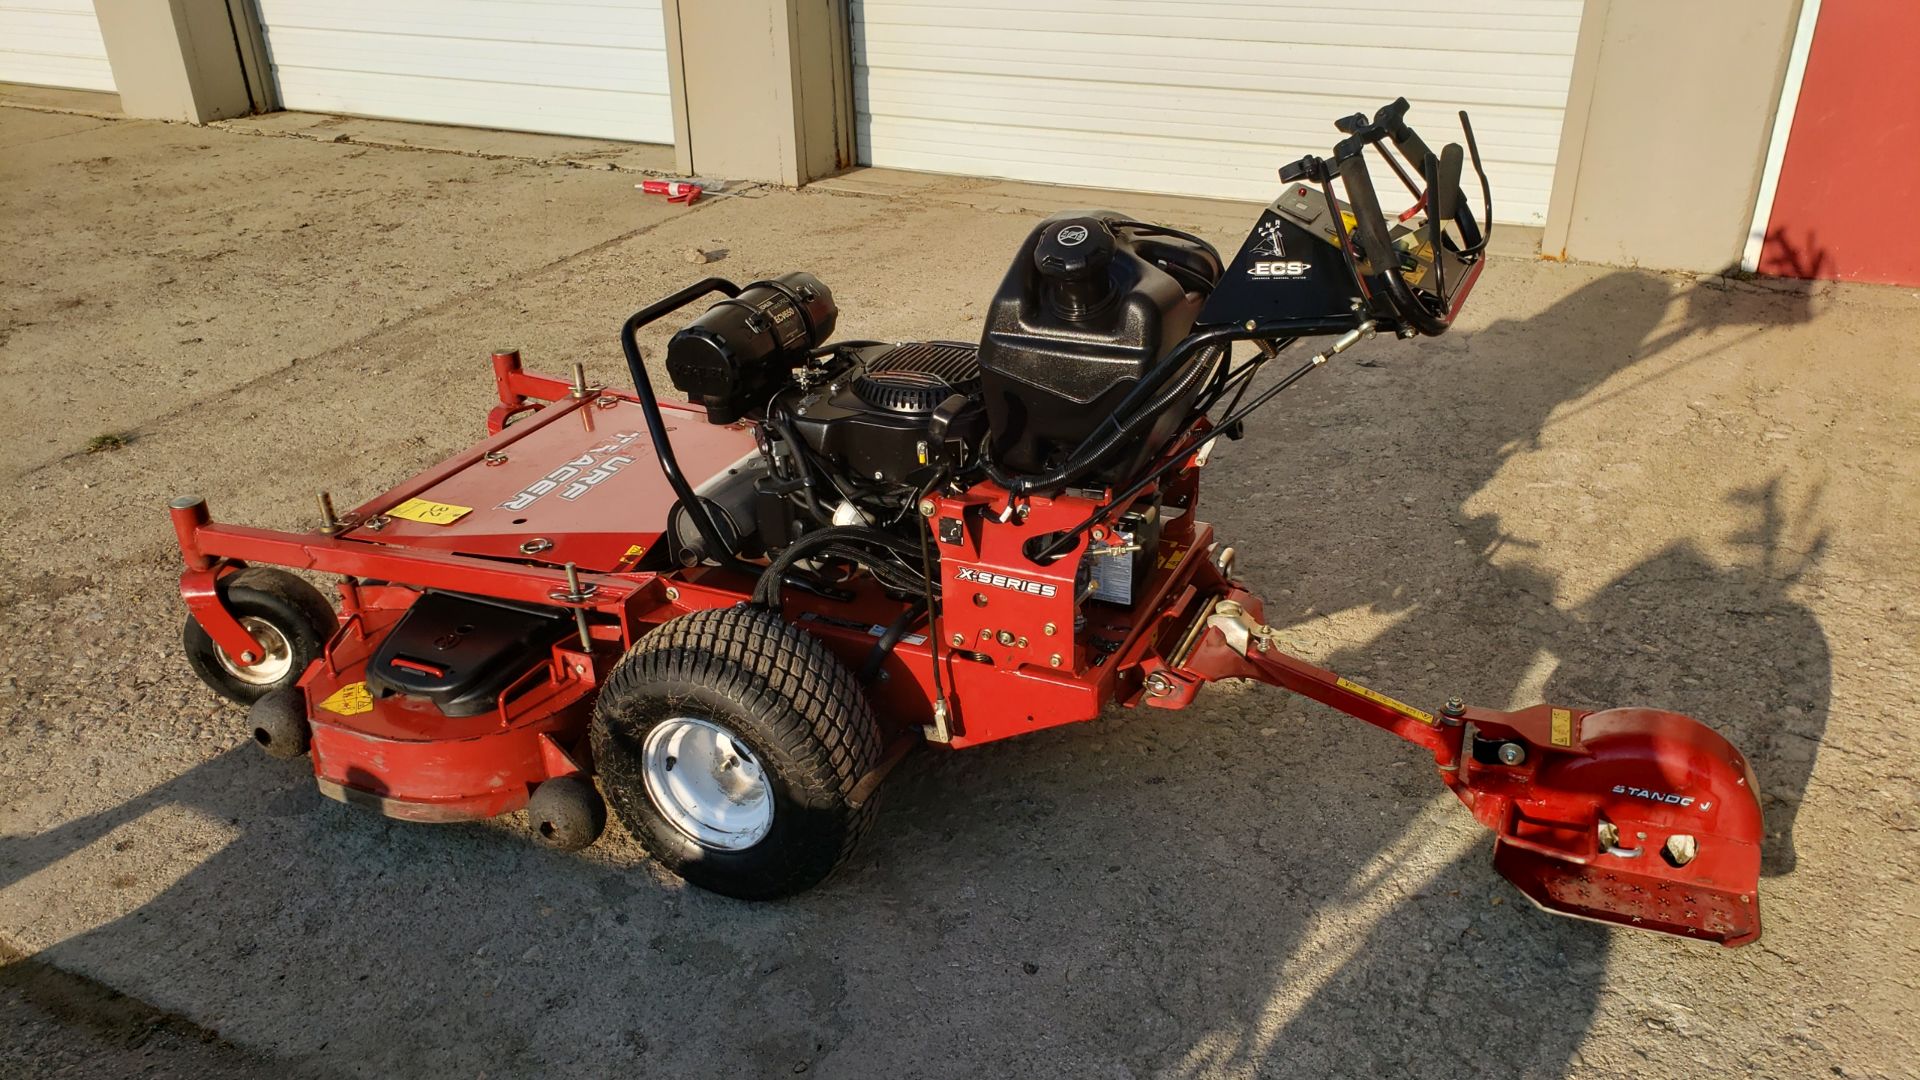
386,497,473,526
1335,677,1435,726
1550,708,1574,747
318,681,373,717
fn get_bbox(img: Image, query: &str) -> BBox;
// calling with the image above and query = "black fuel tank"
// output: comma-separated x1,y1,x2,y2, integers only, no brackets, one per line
976,212,1220,484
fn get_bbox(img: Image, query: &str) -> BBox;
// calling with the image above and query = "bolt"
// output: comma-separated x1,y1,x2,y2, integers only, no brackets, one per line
1497,742,1528,767
950,633,965,647
873,471,885,480
997,630,1016,646
1144,672,1174,697
1043,622,1056,636
979,629,991,640
1442,697,1465,717
1050,653,1062,668
973,592,988,607
918,498,936,517
239,650,257,664
664,586,679,602
1090,527,1106,541
1016,636,1028,649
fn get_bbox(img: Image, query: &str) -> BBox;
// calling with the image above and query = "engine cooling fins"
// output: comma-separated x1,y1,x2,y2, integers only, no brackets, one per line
850,342,981,415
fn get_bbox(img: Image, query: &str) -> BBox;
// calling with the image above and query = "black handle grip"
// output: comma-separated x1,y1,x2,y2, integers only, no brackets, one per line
1434,142,1465,222
1336,153,1449,337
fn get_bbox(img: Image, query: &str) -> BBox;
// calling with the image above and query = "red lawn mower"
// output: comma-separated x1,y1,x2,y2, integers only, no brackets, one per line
171,100,1764,945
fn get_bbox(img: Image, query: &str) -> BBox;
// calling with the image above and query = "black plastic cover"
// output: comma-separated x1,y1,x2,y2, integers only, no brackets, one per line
976,212,1220,483
365,592,572,718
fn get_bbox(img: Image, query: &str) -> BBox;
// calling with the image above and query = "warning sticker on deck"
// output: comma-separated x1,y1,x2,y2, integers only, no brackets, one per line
318,681,373,717
1335,677,1435,726
386,497,473,525
1550,708,1574,747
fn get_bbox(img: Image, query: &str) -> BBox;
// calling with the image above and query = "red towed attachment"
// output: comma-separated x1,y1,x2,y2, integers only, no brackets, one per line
1159,591,1764,946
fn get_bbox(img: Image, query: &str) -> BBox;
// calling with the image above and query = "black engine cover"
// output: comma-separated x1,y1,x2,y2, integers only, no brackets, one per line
976,211,1221,483
785,342,985,485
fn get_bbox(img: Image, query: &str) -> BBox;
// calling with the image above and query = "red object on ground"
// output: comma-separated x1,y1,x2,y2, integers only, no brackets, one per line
1759,0,1920,285
639,179,702,204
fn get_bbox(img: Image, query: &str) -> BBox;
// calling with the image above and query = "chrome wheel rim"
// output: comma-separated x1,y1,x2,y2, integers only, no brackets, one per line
216,616,294,686
641,717,773,850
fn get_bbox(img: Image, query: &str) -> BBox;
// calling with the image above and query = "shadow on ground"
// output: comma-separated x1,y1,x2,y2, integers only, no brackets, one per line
0,268,1832,1078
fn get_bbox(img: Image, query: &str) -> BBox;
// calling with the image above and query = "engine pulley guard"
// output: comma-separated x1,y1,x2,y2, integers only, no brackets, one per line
1160,590,1764,946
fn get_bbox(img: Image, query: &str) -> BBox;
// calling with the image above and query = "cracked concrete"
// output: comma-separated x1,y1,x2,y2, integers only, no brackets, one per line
2,100,1918,1079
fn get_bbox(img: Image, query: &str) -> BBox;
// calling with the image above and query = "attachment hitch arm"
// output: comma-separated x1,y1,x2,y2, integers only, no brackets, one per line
1152,588,1764,946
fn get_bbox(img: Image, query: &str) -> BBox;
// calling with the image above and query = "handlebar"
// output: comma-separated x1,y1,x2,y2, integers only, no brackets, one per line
1286,97,1492,337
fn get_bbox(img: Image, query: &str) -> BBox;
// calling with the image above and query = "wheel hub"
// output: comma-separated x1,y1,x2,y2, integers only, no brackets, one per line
215,616,294,685
642,717,773,850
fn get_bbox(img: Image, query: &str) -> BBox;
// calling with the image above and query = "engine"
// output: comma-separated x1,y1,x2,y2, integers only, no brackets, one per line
659,212,1222,579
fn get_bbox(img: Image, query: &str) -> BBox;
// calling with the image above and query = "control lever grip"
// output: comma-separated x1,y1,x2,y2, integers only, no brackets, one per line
1434,143,1465,222
1336,153,1448,337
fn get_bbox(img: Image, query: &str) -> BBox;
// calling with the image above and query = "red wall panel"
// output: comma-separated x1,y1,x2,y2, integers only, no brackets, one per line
1759,0,1920,286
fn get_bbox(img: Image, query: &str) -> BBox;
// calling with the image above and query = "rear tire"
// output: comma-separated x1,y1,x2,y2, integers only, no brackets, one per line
591,605,881,900
183,568,337,705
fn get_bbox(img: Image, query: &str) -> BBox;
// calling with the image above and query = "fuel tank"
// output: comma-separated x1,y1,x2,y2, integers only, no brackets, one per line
976,211,1221,484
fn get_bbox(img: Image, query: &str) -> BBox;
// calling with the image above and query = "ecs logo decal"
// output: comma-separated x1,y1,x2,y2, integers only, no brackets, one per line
1247,219,1311,279
1249,260,1312,278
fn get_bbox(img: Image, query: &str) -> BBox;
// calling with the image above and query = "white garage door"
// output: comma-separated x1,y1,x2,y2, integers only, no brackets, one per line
255,0,673,143
0,0,116,93
853,0,1581,225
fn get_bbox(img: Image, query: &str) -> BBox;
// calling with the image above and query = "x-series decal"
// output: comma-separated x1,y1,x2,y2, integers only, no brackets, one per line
954,567,1058,598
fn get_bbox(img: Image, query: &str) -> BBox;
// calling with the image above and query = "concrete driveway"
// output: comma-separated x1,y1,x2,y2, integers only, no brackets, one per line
2,97,1916,1079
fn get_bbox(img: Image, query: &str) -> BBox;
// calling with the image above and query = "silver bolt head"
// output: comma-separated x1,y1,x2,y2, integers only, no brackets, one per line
918,498,936,517
664,586,679,601
1497,742,1528,767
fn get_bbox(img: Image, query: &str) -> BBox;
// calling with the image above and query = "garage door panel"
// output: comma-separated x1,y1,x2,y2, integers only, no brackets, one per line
857,72,1570,157
256,0,671,144
854,0,1578,224
854,28,1575,106
858,9,1579,58
0,0,116,93
257,0,667,49
261,28,670,96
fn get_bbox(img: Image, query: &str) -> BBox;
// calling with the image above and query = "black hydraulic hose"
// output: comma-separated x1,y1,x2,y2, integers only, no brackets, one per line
766,412,833,526
858,599,928,683
752,525,928,608
1034,351,1331,561
619,278,759,575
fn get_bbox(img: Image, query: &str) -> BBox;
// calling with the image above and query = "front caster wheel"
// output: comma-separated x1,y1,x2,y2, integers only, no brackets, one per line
527,776,607,851
591,605,882,900
183,568,336,705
